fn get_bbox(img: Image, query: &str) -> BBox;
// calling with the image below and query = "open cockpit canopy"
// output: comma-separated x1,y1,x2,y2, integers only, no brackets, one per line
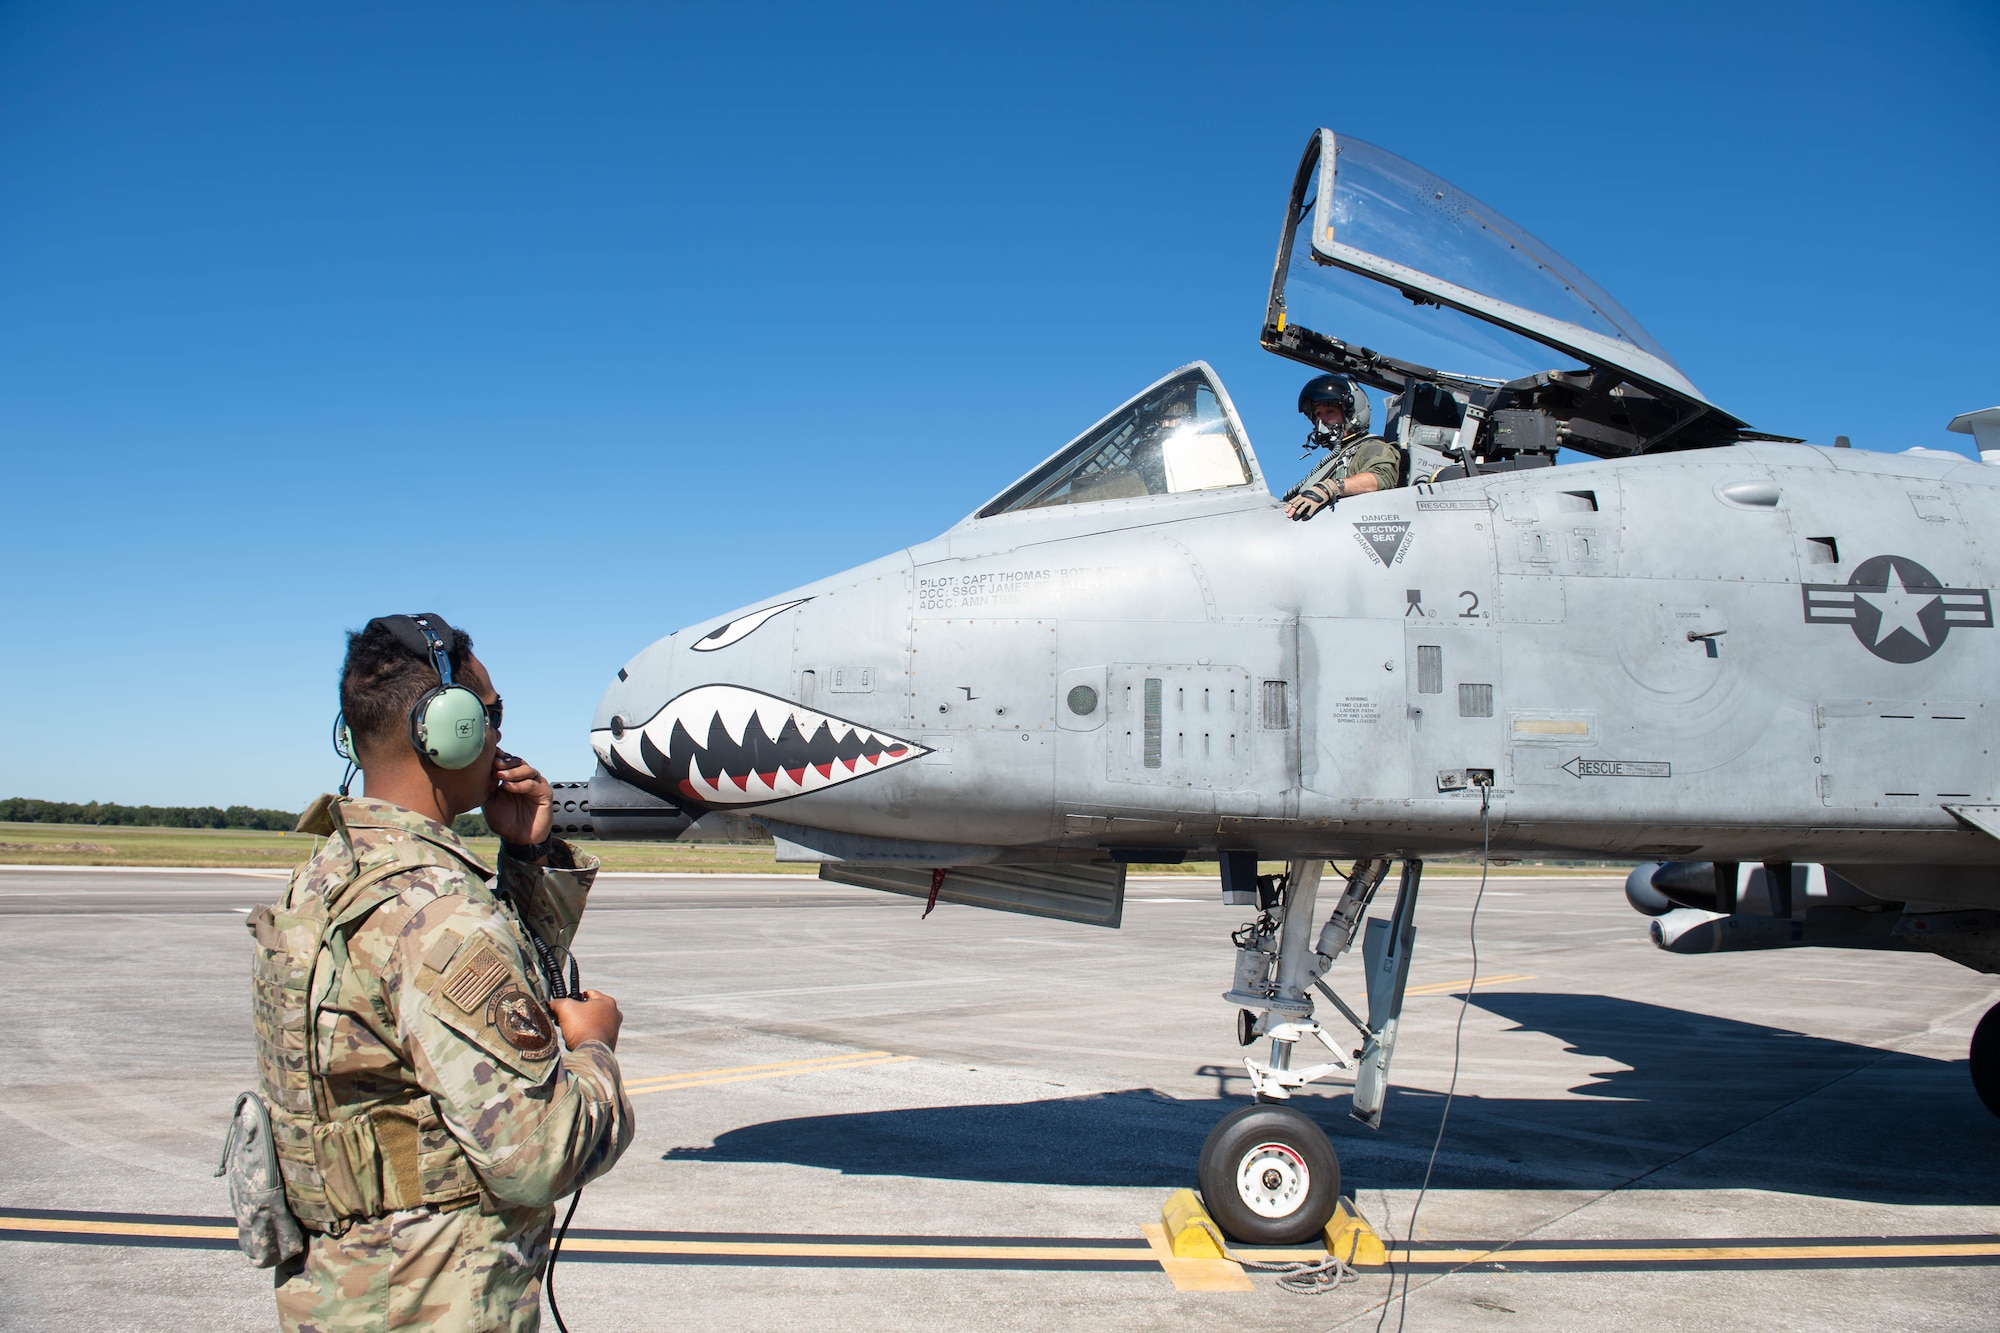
1264,130,1778,458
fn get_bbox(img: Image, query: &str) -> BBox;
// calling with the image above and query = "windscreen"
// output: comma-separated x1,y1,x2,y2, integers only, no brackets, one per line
981,369,1251,517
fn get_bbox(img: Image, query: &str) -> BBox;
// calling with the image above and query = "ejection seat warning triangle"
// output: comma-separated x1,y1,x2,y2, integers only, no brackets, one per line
1353,520,1412,568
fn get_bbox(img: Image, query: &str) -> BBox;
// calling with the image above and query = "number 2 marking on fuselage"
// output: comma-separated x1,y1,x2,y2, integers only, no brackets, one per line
1459,591,1482,618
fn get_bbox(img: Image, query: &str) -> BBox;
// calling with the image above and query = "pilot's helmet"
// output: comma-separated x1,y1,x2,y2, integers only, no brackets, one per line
1298,373,1370,446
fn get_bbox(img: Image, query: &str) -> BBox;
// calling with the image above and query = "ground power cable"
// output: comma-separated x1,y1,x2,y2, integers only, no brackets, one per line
1342,844,1968,1322
1406,1010,1935,1292
1370,780,1493,1333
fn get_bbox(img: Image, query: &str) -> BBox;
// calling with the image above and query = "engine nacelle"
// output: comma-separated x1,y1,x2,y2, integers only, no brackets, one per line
1628,861,1877,917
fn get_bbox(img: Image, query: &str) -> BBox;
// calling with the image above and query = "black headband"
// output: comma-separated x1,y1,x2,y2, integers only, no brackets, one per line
367,613,459,686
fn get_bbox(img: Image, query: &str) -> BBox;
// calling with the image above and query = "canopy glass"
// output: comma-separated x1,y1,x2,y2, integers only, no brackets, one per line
1266,130,1709,408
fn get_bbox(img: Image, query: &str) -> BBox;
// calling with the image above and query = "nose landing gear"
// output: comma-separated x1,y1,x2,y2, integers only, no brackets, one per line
1199,856,1424,1243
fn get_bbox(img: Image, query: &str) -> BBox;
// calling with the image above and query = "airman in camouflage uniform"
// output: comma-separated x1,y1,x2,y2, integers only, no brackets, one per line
248,615,633,1332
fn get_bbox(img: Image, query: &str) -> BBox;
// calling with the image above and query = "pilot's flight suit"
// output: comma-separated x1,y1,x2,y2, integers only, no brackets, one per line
1290,433,1407,515
248,795,633,1332
1331,434,1405,493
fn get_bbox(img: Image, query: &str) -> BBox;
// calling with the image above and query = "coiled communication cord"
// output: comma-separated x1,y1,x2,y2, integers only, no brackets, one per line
1375,779,1492,1333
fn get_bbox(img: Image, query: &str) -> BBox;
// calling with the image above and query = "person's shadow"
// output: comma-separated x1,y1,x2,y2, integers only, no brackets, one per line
662,993,2000,1205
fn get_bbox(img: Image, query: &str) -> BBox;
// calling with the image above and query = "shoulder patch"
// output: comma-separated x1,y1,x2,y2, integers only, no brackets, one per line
485,985,559,1061
440,947,510,1013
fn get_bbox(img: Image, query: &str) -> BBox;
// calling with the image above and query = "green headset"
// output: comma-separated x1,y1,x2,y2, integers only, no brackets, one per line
333,613,492,792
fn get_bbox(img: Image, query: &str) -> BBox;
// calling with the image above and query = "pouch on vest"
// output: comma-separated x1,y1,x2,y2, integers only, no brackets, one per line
215,1091,306,1268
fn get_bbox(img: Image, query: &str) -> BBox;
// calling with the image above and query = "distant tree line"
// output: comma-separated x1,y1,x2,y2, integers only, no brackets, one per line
0,798,300,831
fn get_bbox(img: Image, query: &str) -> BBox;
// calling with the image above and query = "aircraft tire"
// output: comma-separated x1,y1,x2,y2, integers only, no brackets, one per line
1196,1103,1340,1245
1973,1003,2000,1118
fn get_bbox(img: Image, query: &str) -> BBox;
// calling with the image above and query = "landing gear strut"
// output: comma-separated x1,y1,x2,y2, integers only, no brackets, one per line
1195,856,1424,1242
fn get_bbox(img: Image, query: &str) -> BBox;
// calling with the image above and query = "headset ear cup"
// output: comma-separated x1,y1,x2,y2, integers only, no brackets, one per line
413,686,490,770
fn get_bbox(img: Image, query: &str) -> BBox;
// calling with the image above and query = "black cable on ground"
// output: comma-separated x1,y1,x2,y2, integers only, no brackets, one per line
1375,782,1492,1333
546,1188,583,1333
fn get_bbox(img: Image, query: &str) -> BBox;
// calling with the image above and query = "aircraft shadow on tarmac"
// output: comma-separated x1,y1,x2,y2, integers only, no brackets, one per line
663,993,2000,1205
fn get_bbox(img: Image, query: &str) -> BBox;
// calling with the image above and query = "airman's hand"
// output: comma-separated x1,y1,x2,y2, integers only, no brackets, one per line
550,990,623,1051
484,751,554,848
1287,481,1336,521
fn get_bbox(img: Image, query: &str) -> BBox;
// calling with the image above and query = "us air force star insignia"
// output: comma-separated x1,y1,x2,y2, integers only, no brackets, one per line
485,984,559,1060
1353,520,1412,568
1801,555,1993,663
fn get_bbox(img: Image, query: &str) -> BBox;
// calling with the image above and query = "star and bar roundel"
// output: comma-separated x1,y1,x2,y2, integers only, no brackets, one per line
1801,555,1993,663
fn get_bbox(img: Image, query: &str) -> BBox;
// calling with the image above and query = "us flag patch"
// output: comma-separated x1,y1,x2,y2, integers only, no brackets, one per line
441,947,509,1013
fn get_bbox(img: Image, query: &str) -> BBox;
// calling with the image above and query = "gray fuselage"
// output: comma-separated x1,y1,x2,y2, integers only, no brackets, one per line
591,431,2000,907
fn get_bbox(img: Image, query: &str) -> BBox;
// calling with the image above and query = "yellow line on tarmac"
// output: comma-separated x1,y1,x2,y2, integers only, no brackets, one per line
1394,1241,2000,1265
1404,973,1536,996
562,1237,1150,1261
0,1216,233,1241
627,1055,916,1096
625,1050,899,1087
4,1215,1995,1271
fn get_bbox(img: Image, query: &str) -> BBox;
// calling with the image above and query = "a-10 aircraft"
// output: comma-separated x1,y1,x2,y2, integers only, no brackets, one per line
572,130,2000,1244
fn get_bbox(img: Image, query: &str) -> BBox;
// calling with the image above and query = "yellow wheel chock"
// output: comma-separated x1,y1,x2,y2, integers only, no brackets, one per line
1146,1189,1387,1292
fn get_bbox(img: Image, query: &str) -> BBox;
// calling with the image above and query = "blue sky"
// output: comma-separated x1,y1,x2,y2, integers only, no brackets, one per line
2,1,1996,808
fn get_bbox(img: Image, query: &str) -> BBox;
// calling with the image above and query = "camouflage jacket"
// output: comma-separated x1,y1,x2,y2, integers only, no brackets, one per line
254,795,632,1226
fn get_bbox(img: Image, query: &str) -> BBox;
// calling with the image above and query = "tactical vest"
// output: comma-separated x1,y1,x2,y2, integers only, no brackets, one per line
247,827,488,1232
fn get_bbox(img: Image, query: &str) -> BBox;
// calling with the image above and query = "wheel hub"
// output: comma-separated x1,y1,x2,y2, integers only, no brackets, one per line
1235,1141,1309,1218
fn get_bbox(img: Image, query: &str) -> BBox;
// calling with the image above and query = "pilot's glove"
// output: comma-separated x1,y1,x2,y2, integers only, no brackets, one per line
1287,482,1336,522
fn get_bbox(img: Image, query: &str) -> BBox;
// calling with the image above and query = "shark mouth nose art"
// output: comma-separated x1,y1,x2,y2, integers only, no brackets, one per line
593,684,930,809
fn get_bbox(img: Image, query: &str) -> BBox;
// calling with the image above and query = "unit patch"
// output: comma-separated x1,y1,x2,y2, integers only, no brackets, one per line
1353,520,1413,568
440,947,509,1013
485,985,559,1060
1801,555,1993,664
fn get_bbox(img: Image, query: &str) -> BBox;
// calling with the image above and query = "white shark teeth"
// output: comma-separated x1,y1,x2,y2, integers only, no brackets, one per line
590,683,929,808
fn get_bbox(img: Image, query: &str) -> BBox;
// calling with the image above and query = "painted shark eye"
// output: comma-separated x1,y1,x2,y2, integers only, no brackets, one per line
691,598,812,653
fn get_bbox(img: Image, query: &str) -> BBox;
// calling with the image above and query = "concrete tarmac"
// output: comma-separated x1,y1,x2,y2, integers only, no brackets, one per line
1,863,1996,1331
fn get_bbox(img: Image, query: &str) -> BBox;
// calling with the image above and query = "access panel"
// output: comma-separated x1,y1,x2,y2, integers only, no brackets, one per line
1817,701,1994,806
910,619,1057,731
1105,664,1254,790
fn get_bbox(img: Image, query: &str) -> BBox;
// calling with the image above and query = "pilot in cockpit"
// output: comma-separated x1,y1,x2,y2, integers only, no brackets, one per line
1282,374,1406,521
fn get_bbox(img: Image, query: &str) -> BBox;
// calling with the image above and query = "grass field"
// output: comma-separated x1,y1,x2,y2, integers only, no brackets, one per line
0,822,1625,876
0,822,821,873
